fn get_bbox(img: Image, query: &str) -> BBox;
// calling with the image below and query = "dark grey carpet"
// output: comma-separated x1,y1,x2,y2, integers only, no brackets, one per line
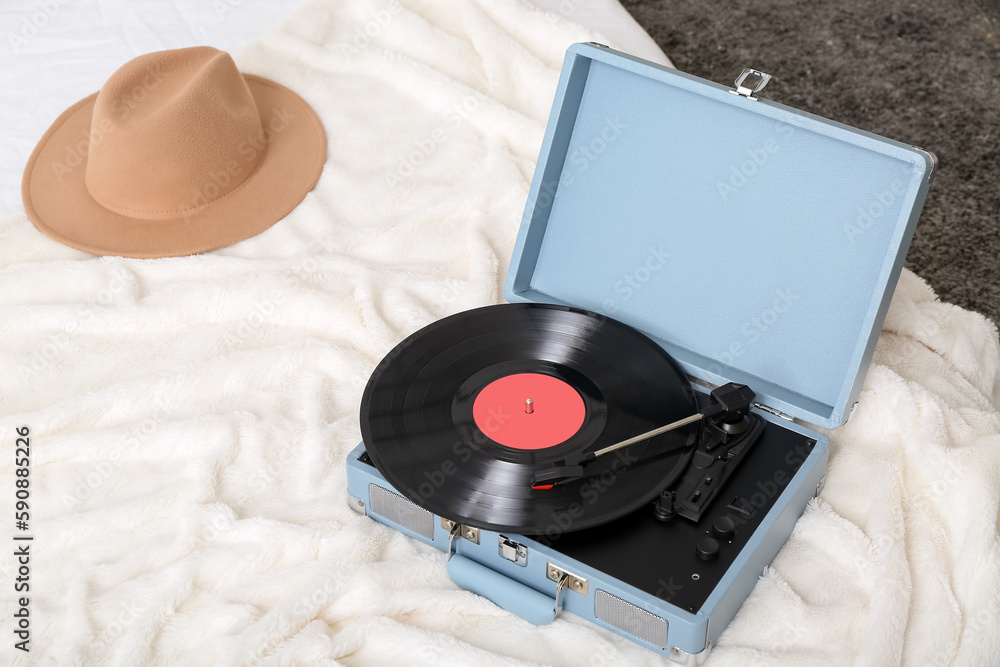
623,0,1000,326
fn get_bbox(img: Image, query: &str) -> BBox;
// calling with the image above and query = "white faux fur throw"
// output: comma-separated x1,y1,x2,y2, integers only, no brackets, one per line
1,1,999,665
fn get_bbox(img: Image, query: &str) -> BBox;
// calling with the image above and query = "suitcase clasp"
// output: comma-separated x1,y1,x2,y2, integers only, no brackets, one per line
730,68,772,100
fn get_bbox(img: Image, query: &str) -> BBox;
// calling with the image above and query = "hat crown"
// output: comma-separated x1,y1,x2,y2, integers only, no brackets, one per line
84,47,264,220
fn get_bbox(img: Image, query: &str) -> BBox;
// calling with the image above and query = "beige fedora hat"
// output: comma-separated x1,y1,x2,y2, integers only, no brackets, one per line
22,46,326,258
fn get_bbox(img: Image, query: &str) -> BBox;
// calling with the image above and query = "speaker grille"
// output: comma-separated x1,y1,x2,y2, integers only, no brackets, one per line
368,484,434,540
595,589,668,648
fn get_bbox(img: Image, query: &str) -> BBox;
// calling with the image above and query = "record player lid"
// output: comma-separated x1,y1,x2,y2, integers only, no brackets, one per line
504,43,935,429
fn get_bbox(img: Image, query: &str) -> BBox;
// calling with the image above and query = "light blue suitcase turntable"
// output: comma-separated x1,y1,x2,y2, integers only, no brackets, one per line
346,43,935,662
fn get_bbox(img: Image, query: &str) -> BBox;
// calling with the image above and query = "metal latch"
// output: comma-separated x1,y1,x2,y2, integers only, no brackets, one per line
546,563,589,620
546,563,588,595
498,536,527,566
442,518,479,560
441,518,480,543
730,68,771,100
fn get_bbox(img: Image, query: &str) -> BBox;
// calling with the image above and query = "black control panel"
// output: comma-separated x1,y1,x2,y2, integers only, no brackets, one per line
527,419,816,612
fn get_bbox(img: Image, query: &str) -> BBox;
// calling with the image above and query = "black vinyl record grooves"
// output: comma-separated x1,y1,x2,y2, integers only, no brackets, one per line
360,303,699,535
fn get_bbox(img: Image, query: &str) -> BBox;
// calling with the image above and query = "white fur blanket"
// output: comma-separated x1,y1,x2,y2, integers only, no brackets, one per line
1,1,998,665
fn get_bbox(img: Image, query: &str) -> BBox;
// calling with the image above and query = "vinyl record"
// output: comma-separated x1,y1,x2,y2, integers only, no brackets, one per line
360,303,699,535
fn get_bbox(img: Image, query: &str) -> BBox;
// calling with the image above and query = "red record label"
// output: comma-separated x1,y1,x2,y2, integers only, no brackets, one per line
472,373,585,449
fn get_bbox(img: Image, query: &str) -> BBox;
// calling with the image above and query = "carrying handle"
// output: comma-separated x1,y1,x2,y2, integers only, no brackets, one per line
447,555,560,625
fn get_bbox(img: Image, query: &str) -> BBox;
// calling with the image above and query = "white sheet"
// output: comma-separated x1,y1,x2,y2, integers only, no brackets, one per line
0,0,667,222
1,1,999,666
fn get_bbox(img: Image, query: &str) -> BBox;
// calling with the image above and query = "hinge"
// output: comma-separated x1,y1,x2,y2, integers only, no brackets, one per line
729,68,771,100
754,402,793,421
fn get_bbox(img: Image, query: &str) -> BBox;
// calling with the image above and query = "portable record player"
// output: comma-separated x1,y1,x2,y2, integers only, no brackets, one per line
345,43,935,662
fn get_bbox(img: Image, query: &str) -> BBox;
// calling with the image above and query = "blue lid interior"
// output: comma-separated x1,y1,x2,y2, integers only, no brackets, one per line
504,43,934,429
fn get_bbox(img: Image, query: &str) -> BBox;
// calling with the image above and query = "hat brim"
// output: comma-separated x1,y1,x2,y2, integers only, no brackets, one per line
21,74,326,258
